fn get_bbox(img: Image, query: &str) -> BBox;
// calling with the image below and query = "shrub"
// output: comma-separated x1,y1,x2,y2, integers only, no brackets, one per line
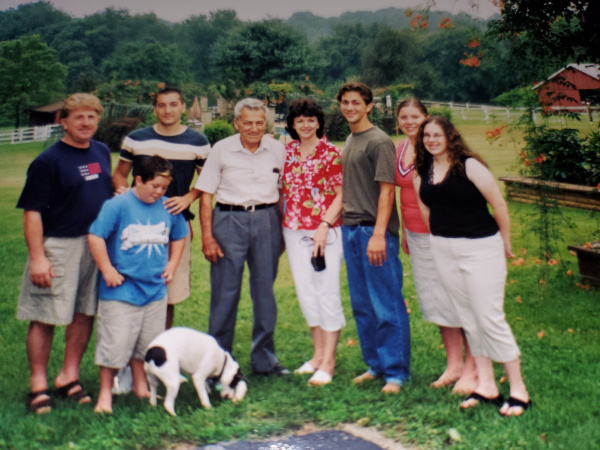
370,107,397,135
522,127,600,187
324,104,350,142
203,120,235,145
428,107,452,121
97,117,142,153
491,86,538,107
323,104,397,141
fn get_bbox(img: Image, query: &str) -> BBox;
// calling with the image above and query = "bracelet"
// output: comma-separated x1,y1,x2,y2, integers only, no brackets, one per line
319,220,332,228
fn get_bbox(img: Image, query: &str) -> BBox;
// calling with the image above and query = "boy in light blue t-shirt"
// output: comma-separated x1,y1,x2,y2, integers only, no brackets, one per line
88,155,188,413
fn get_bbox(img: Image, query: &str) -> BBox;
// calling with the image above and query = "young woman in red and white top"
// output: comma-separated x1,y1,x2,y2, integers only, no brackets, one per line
281,98,345,386
395,99,477,394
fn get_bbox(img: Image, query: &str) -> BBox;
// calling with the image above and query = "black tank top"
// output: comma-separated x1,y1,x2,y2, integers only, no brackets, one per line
419,159,499,238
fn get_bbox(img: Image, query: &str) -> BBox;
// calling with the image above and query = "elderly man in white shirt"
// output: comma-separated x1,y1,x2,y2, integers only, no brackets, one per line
196,98,289,376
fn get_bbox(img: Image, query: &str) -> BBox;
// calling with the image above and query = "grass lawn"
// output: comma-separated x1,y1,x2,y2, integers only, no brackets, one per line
0,124,599,449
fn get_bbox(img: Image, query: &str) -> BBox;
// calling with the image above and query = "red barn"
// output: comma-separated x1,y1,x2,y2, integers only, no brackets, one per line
533,64,600,110
28,100,65,127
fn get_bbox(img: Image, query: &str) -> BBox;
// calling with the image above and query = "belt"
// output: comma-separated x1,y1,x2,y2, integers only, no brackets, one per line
345,221,376,228
353,220,376,227
216,202,277,212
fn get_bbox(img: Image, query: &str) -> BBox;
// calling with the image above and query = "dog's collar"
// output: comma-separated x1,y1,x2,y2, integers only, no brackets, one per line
218,353,228,380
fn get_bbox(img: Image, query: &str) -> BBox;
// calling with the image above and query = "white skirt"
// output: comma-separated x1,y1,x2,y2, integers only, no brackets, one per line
429,233,520,362
406,230,461,327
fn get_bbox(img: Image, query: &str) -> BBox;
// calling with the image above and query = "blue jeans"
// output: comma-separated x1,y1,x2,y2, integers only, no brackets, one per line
342,224,410,384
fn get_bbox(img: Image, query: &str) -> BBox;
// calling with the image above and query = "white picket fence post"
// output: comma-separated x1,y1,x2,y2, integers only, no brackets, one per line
0,124,61,145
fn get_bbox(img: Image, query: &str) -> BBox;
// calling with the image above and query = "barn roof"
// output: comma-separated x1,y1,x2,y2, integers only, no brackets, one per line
532,63,600,90
32,100,65,112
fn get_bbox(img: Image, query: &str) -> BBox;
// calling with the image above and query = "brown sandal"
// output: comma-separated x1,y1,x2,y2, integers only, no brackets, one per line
27,389,53,414
55,380,92,404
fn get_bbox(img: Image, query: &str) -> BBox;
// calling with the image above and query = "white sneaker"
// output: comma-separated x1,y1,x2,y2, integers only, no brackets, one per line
294,361,316,374
112,366,133,394
308,369,332,386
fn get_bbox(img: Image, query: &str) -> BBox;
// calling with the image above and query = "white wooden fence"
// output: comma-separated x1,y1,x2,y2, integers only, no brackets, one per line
1,102,597,146
421,101,599,123
0,124,61,145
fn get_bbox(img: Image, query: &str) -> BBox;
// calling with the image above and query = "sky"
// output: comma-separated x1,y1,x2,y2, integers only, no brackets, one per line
2,0,500,22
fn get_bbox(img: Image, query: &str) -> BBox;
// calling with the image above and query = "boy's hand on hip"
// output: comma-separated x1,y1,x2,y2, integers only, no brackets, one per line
102,266,124,287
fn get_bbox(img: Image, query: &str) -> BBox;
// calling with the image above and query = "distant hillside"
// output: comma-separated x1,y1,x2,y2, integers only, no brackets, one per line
287,7,493,39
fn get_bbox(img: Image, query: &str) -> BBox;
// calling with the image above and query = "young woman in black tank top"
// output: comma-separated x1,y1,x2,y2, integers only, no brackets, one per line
412,116,531,417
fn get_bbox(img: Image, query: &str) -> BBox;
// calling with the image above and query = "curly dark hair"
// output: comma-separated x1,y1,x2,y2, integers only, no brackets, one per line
285,98,325,140
414,116,487,178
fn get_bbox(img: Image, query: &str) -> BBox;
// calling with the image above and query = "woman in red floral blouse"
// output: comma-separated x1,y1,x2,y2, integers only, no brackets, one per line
282,98,345,386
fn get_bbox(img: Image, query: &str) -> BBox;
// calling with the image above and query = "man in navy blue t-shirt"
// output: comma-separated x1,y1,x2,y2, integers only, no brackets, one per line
16,93,113,414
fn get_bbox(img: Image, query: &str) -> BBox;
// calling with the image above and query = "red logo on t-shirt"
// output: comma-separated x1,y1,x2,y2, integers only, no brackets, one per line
88,162,101,175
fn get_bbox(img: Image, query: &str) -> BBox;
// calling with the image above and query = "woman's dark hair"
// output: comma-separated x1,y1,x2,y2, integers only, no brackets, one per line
396,97,428,117
414,116,487,178
285,98,325,140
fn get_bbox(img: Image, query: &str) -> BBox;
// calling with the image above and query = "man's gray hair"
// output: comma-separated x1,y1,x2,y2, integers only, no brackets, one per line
234,98,268,119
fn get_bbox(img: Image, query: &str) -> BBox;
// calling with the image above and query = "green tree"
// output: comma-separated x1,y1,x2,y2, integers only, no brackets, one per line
0,35,66,128
210,19,314,86
49,9,176,91
50,21,112,91
83,8,175,44
0,1,70,42
175,10,240,85
314,23,379,85
102,39,193,85
361,26,421,87
420,26,519,102
95,79,162,104
488,0,600,82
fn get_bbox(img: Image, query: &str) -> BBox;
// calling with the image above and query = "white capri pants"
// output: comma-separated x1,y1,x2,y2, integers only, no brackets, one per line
406,230,461,327
429,233,520,363
283,227,346,332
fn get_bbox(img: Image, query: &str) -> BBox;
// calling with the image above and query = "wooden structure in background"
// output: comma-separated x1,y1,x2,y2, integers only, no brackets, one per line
499,176,600,212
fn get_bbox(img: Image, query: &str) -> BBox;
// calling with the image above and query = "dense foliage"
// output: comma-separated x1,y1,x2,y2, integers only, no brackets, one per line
488,0,600,81
1,1,598,129
0,2,522,127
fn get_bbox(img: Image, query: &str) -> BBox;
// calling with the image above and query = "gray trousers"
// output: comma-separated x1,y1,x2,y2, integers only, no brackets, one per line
208,205,282,372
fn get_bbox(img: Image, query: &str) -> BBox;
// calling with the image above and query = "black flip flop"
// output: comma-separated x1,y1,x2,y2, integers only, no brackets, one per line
500,396,532,415
461,392,505,408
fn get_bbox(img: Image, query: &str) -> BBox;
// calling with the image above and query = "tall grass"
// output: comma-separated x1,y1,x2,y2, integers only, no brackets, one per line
0,129,598,449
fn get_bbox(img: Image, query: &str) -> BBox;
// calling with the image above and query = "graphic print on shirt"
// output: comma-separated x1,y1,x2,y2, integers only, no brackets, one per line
120,221,169,255
78,162,102,181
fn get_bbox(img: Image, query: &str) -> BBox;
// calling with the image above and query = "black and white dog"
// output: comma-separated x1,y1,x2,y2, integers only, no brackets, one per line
144,327,247,416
